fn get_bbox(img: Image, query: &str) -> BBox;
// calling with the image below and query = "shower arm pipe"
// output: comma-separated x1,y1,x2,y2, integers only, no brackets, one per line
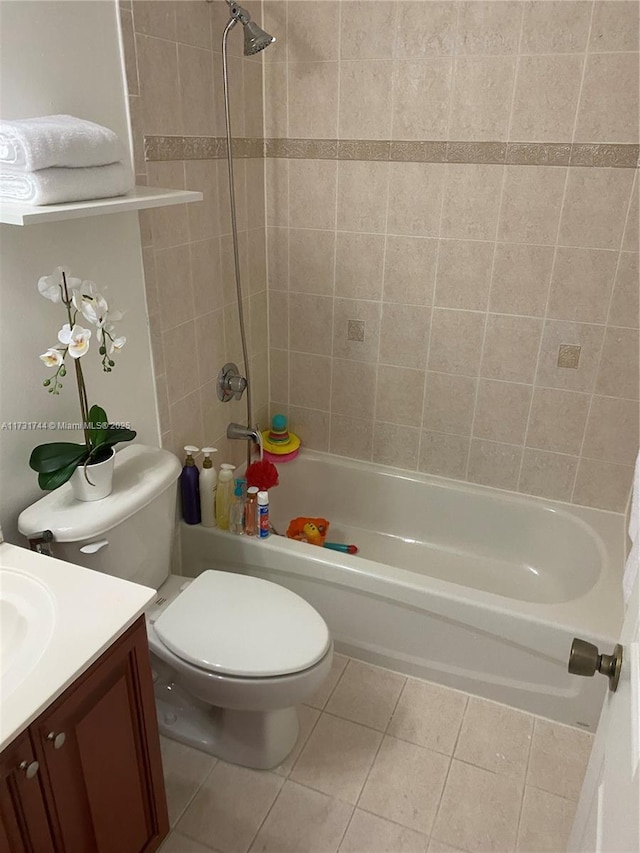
222,15,254,466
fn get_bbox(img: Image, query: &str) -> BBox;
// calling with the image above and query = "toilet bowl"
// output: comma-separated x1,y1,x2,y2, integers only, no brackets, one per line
17,445,333,770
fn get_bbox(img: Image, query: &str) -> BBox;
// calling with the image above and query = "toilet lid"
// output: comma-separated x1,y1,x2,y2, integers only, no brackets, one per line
153,570,331,678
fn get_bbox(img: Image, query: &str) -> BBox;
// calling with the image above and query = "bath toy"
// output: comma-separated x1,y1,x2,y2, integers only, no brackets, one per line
261,413,301,461
323,542,359,555
286,517,330,546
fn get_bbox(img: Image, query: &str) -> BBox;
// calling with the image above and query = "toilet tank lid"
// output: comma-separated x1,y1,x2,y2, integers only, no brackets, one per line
18,445,181,542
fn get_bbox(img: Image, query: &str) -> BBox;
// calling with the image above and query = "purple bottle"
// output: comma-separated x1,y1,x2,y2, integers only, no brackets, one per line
180,445,201,524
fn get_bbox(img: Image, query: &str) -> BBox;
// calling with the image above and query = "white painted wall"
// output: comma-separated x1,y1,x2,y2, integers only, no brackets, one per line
0,0,159,543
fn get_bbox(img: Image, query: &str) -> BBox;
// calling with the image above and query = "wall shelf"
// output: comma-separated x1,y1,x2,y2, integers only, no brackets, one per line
0,186,203,226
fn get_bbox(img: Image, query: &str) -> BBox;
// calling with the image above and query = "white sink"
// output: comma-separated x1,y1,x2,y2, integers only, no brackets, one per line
0,567,56,699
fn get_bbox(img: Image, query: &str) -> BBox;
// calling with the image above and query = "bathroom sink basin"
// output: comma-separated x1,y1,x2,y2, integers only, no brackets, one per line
0,568,56,699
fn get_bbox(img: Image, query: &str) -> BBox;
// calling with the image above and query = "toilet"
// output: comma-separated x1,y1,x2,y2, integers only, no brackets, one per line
18,445,333,769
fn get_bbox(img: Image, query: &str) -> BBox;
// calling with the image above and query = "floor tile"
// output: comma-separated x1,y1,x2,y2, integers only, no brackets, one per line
526,719,593,800
454,696,533,779
160,830,221,852
340,809,429,853
307,653,349,709
427,841,467,853
431,760,523,853
291,713,383,804
326,659,406,731
273,704,320,777
359,736,450,835
176,761,283,853
249,779,353,853
160,737,217,826
387,678,468,755
516,786,577,853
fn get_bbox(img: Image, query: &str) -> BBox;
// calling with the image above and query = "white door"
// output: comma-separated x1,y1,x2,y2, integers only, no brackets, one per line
569,574,640,853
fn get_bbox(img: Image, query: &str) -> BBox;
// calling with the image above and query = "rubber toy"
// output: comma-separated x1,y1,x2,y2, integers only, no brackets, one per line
286,517,330,546
262,413,301,463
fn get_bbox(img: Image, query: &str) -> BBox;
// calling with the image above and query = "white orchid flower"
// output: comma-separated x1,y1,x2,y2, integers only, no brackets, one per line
97,321,114,344
72,281,109,327
37,266,82,303
39,348,64,368
57,323,92,359
109,336,126,355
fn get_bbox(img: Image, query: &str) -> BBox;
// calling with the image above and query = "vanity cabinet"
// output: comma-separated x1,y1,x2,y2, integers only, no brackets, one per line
0,617,169,852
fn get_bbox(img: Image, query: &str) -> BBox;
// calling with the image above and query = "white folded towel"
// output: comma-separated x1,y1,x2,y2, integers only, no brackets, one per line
0,162,133,205
0,115,125,171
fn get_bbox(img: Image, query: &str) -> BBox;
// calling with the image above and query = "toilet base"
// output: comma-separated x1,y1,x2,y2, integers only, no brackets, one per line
154,678,300,770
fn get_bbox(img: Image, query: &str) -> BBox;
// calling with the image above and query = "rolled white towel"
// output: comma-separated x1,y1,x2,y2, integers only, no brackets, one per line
0,162,134,205
0,115,125,171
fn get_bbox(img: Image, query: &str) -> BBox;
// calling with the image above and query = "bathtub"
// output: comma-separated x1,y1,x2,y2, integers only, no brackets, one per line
180,450,626,731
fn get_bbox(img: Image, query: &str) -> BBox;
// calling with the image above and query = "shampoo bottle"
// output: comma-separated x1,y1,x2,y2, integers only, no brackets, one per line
199,447,218,528
180,446,201,524
215,463,235,530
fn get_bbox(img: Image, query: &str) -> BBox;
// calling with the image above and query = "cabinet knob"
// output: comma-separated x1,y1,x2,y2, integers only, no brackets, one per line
46,731,66,749
18,760,40,779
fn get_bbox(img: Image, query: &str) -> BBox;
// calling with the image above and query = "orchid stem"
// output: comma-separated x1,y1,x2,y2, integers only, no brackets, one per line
62,272,91,450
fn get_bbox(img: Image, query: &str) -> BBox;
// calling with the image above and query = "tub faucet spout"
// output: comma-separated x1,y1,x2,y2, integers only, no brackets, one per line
227,422,261,446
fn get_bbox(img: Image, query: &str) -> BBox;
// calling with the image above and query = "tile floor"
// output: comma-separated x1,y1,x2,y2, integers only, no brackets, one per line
159,654,593,853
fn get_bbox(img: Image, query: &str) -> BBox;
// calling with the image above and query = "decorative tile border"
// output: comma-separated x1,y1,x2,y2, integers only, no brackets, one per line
145,135,639,168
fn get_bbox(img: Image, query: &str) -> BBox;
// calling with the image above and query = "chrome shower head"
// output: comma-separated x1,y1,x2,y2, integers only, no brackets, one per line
226,1,275,56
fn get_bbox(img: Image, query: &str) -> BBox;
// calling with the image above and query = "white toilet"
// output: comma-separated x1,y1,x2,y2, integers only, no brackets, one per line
18,445,333,769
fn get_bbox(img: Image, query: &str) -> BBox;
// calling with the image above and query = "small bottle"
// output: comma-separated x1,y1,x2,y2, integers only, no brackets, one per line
180,446,201,525
229,479,245,535
199,447,218,528
258,490,269,539
245,486,258,536
215,463,235,530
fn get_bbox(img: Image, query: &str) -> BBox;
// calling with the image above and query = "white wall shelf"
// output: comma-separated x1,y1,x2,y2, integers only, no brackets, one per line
0,186,203,226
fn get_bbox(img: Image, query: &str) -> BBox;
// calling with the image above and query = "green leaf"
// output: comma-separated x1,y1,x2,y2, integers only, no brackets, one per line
29,442,88,473
101,426,137,448
88,404,108,449
37,457,83,491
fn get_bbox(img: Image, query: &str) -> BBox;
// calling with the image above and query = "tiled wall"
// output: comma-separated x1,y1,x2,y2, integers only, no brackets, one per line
265,0,639,511
119,0,269,465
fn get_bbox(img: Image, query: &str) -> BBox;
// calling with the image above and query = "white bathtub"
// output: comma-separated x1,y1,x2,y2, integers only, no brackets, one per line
180,450,626,731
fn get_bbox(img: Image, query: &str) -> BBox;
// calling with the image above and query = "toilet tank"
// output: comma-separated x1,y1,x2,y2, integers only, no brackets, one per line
18,445,182,588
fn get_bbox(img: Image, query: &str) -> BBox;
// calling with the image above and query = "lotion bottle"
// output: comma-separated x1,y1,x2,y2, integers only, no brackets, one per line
180,446,201,524
215,463,235,530
199,447,218,528
258,490,270,538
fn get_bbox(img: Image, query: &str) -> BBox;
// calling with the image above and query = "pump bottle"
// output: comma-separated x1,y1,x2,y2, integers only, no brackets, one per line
180,446,201,524
215,463,235,530
199,447,218,528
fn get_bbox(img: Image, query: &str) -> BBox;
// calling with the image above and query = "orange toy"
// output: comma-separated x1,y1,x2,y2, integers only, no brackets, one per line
286,517,330,546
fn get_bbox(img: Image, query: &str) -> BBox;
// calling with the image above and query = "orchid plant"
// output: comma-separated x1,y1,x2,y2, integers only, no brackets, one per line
29,267,136,491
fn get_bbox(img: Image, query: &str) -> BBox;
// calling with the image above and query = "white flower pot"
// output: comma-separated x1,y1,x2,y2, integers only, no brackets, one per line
70,448,115,501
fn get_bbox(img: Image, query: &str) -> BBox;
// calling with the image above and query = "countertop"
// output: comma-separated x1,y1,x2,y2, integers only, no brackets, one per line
0,541,155,751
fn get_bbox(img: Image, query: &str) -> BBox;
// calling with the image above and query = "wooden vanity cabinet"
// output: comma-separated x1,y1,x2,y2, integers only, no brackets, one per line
0,616,169,852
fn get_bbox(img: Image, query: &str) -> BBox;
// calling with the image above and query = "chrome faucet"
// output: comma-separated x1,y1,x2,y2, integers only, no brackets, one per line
226,422,261,446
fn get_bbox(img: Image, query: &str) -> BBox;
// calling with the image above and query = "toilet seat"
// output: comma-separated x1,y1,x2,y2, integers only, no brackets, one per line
153,570,331,678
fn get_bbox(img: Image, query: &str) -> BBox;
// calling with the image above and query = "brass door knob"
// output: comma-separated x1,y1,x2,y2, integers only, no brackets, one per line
568,638,623,692
46,731,66,749
18,760,40,779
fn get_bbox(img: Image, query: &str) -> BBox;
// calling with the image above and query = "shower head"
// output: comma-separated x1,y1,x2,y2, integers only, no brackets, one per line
226,1,276,55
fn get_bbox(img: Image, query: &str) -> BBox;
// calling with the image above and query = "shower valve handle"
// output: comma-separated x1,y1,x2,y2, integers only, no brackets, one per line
217,362,247,402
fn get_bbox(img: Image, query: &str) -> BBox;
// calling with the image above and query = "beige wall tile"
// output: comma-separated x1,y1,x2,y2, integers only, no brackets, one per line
270,348,289,403
164,320,200,404
520,1,592,54
331,359,377,420
547,247,618,324
288,0,339,62
264,62,288,138
243,60,264,139
267,227,289,291
582,395,639,466
498,166,566,245
456,2,522,55
595,327,640,399
527,719,593,801
330,413,373,460
194,308,225,387
559,168,635,250
391,59,453,141
449,56,516,141
289,159,337,230
379,303,431,369
388,163,446,237
373,423,421,470
335,233,385,300
185,160,220,243
608,253,639,328
169,389,204,460
518,448,578,502
622,177,639,251
526,387,590,455
147,162,189,250
177,44,215,136
337,161,390,233
510,55,583,142
249,289,268,356
517,787,577,853
120,9,139,96
573,457,634,511
467,438,522,490
481,314,543,384
419,431,471,480
384,236,438,306
289,228,335,295
535,320,605,393
289,292,333,355
175,1,211,50
247,227,267,294
333,298,381,363
339,61,393,140
156,244,195,332
341,0,397,60
590,1,640,52
288,61,339,138
394,1,458,58
575,53,640,145
376,365,426,427
489,243,554,316
289,351,331,410
266,159,289,227
269,290,289,352
288,405,330,451
423,371,477,435
441,164,504,241
434,239,494,311
132,1,176,40
429,308,485,376
473,379,532,445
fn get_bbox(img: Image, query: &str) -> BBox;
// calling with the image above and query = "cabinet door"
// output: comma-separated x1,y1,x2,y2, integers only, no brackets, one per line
0,730,55,852
32,617,169,853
